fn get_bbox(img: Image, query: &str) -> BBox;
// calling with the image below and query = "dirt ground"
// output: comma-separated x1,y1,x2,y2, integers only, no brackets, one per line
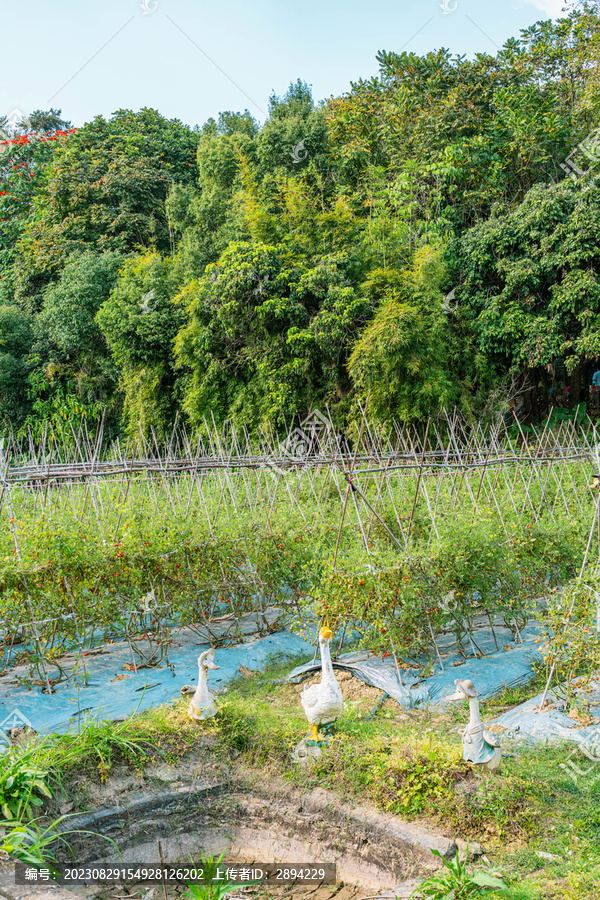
251,886,364,900
89,880,365,900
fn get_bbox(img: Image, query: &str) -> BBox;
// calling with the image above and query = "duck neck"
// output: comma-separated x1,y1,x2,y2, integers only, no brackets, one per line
196,666,210,701
320,640,335,684
468,695,482,729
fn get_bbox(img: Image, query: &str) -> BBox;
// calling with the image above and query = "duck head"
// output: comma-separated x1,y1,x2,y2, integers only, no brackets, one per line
319,626,333,644
447,678,479,702
198,648,220,672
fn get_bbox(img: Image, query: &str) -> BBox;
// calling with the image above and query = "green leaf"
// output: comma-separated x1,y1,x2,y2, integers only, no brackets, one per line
32,781,52,797
471,872,507,888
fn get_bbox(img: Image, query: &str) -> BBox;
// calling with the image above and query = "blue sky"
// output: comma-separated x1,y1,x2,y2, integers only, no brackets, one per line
1,0,566,130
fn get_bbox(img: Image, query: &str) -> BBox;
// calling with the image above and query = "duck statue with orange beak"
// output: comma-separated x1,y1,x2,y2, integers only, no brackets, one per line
301,627,343,742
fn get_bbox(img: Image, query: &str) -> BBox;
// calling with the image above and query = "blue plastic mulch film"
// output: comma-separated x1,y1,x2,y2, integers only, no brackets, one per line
0,614,314,737
4,608,599,756
0,614,539,737
493,681,600,753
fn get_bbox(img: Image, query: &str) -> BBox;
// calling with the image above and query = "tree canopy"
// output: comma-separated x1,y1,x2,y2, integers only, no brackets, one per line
1,5,600,436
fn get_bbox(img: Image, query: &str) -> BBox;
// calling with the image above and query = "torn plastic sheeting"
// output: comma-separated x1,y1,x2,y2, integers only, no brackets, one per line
494,680,600,752
288,625,542,710
0,627,313,738
288,653,428,708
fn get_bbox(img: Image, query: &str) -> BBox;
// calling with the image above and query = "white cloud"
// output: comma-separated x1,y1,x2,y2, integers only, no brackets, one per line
522,0,566,18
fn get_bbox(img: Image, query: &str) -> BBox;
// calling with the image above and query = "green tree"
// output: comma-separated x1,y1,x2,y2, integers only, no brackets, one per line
327,5,600,234
167,124,256,283
455,175,600,412
256,80,331,180
97,252,181,437
175,241,371,427
199,109,259,139
15,108,198,310
348,247,458,421
0,125,75,303
28,250,126,423
0,305,34,429
19,109,71,134
39,250,125,358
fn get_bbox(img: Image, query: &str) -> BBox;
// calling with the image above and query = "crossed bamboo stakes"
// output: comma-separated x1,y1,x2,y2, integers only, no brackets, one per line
0,408,598,704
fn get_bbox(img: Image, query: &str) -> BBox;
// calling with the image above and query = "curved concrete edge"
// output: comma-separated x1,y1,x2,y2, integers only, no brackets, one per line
54,779,228,837
56,775,455,863
292,785,457,859
41,773,456,893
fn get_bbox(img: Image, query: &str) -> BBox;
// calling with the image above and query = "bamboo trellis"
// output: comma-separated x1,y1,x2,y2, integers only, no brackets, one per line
0,407,599,691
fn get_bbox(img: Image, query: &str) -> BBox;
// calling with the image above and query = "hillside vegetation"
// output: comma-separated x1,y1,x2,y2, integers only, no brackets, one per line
1,5,600,437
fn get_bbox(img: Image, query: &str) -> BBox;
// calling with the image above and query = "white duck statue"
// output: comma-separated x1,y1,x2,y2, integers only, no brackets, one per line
183,648,220,721
447,678,502,772
301,627,344,741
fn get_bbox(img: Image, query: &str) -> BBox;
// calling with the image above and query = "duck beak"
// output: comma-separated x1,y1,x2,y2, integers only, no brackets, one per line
446,690,463,701
206,660,220,670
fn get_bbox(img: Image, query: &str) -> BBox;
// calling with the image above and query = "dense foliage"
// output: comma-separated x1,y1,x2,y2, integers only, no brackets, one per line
1,6,600,435
0,456,589,686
